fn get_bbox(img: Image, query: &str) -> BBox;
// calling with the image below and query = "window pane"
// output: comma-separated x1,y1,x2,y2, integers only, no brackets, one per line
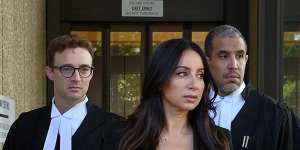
70,31,102,56
152,32,182,51
70,31,103,107
283,32,300,117
110,32,141,56
110,31,142,117
192,32,208,49
110,73,141,116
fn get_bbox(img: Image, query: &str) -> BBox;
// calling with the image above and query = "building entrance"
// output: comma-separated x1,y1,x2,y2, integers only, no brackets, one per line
65,23,210,116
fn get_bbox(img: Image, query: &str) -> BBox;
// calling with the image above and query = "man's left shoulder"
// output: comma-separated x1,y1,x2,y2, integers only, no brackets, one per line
243,86,297,124
248,88,287,111
253,89,300,124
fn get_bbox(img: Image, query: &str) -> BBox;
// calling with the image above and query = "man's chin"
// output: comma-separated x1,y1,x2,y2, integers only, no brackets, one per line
66,94,85,102
221,83,240,95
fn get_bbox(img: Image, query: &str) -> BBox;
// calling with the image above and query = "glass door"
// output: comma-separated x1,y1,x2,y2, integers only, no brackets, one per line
283,31,300,117
109,25,144,117
65,23,213,117
282,0,300,117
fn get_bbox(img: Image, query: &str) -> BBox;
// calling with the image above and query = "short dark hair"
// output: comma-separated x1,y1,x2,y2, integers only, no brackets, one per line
47,35,95,67
204,25,247,57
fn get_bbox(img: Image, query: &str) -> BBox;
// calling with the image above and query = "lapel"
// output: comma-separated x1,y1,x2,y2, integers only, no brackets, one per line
231,86,260,128
72,102,106,145
32,106,52,150
231,84,258,126
231,84,260,149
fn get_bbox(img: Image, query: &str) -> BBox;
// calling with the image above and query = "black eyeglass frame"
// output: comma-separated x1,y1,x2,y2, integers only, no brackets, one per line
52,65,95,78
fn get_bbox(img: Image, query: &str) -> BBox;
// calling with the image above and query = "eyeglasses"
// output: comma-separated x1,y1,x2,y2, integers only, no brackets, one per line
53,65,94,78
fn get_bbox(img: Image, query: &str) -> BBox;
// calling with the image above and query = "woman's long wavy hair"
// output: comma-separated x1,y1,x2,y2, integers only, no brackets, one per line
119,39,229,150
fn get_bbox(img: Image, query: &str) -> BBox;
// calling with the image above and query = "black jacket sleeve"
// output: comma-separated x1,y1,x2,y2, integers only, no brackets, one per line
3,113,25,150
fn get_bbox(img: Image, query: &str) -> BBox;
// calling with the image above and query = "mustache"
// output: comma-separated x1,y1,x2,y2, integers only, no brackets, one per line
223,71,240,78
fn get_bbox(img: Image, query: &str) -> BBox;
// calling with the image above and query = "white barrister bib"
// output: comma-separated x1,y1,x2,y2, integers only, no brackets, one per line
43,97,88,150
209,82,246,130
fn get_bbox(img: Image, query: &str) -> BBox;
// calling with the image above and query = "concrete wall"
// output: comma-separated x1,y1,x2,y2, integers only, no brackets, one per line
0,0,46,148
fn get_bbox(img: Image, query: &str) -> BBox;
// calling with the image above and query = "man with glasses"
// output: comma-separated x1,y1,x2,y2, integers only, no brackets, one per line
4,35,125,150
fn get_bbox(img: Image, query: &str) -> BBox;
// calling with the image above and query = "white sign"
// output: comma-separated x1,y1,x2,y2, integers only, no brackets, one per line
0,95,15,143
122,0,163,17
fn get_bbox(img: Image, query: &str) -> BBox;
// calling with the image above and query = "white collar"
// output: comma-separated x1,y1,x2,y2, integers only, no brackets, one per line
210,82,246,103
209,82,246,130
51,96,88,120
43,97,88,150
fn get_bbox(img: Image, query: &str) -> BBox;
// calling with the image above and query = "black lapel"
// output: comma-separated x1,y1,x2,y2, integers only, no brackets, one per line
231,84,260,149
241,83,254,100
72,102,105,144
33,106,51,150
232,84,258,125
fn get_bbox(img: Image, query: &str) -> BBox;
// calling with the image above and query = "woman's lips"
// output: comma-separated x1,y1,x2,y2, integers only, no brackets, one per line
183,95,199,102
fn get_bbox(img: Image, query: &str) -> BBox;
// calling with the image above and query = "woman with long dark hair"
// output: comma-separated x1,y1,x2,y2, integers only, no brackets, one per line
119,39,230,150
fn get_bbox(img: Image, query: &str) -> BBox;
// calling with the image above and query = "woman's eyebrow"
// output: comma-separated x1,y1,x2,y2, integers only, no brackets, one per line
175,66,190,70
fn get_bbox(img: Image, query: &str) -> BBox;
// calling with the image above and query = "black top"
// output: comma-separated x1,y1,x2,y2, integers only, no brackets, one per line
230,84,300,150
3,102,125,150
119,120,232,150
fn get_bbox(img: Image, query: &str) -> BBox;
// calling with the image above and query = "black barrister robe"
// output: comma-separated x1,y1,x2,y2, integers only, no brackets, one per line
3,102,125,150
230,84,300,150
